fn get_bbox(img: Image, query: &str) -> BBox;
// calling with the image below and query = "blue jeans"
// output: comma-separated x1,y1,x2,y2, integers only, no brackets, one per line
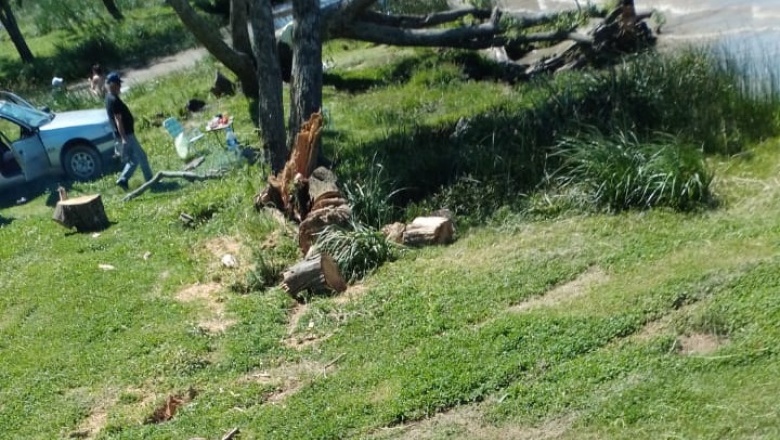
117,133,153,183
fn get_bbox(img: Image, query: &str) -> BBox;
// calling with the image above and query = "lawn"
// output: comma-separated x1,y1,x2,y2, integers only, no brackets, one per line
1,10,780,440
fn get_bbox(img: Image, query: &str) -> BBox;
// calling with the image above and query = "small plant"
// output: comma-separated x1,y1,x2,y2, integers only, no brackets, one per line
312,222,401,282
341,158,406,228
550,130,714,211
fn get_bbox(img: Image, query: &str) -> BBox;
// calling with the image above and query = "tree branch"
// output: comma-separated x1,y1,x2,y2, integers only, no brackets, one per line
122,170,227,202
167,0,257,96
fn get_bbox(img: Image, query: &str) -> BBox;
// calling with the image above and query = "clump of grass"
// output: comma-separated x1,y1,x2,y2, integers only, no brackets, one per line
341,158,406,228
550,130,714,211
312,222,401,282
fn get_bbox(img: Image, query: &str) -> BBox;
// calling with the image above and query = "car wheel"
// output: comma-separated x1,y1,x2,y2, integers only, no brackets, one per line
64,144,103,181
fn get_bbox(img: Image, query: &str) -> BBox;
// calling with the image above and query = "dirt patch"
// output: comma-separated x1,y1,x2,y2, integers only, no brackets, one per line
510,267,608,313
371,402,576,440
332,283,370,305
282,303,332,349
204,236,245,266
675,333,728,356
175,282,236,333
71,404,111,440
241,360,330,404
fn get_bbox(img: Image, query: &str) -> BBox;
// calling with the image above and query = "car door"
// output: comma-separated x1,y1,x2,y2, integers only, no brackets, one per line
0,99,53,181
11,135,49,181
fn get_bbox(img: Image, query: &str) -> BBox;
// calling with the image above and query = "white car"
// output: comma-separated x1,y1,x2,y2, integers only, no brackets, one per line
0,91,117,190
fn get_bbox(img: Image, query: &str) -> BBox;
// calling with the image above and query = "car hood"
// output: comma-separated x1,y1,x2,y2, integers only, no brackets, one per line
40,109,109,131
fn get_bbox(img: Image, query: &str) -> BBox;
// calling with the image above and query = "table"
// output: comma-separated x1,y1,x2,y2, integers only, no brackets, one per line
205,119,233,148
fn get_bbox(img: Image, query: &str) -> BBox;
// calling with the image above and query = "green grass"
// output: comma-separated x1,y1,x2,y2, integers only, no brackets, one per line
2,25,780,440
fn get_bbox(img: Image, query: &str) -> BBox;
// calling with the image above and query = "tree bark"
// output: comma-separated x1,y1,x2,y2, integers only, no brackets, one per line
167,0,257,98
52,194,110,232
281,252,346,298
287,0,323,154
250,0,288,174
0,0,33,63
230,0,252,56
101,0,124,21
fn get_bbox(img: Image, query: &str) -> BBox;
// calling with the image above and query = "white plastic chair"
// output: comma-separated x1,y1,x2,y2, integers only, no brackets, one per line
163,117,205,159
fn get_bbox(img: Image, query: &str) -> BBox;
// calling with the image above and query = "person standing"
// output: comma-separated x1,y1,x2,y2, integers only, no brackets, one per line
89,64,106,98
105,72,153,190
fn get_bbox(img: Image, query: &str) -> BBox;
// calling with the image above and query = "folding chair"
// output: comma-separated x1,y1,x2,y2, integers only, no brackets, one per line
163,117,205,159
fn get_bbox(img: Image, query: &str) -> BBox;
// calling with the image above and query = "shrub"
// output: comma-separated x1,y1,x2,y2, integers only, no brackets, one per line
312,222,401,282
550,130,714,211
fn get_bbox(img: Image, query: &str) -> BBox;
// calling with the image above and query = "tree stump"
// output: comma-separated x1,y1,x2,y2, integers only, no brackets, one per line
281,252,346,298
52,194,110,232
402,216,454,246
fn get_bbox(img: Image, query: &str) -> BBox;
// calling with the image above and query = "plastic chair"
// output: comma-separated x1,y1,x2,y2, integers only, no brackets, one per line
163,117,205,159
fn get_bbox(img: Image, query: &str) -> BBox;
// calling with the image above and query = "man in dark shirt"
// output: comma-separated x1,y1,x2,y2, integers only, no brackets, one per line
105,72,152,190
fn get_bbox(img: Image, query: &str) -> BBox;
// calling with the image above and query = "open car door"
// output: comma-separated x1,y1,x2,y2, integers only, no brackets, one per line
11,136,50,182
0,100,54,182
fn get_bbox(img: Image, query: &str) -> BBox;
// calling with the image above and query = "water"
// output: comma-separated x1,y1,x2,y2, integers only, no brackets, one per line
496,0,780,84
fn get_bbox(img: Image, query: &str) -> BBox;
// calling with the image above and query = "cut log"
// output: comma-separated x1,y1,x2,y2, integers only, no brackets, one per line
298,205,352,255
402,216,454,246
52,194,110,232
382,222,406,244
308,166,340,203
281,252,347,298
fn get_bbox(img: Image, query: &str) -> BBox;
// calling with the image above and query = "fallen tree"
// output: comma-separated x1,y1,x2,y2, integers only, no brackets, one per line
170,0,655,172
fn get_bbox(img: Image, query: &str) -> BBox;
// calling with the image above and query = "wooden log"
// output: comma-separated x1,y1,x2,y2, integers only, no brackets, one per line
308,166,340,204
298,205,352,255
52,194,110,232
402,216,455,246
281,252,346,298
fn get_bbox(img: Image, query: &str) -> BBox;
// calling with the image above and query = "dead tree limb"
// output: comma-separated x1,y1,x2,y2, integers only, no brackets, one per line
122,170,226,202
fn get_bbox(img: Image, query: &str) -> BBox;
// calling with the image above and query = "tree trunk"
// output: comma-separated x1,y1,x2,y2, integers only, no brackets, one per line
230,0,252,56
287,0,323,154
101,0,124,21
281,252,346,298
0,0,33,63
52,194,110,232
250,0,288,174
167,0,257,98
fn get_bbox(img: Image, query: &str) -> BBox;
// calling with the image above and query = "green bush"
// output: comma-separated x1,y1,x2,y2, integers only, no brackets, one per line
312,222,401,282
550,130,714,211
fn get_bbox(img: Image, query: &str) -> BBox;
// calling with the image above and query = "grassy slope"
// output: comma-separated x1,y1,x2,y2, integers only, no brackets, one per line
1,47,780,440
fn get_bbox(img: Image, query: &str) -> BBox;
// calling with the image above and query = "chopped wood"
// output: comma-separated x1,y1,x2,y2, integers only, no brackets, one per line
281,252,346,298
310,197,348,212
381,222,406,244
298,205,352,255
402,216,454,246
52,194,110,232
122,170,226,201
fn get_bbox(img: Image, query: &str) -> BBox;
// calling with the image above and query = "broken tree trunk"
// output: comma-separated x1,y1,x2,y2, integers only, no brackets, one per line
266,111,324,219
281,252,346,298
52,194,110,232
